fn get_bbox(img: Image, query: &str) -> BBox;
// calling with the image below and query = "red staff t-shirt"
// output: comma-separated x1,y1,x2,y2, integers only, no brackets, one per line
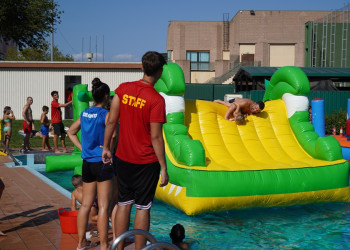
51,99,62,124
115,80,166,164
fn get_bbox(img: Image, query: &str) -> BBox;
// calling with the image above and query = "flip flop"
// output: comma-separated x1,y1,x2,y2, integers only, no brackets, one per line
85,231,92,240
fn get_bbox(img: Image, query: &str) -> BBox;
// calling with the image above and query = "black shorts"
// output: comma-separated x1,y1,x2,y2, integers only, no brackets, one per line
116,157,160,210
52,122,65,136
82,160,114,183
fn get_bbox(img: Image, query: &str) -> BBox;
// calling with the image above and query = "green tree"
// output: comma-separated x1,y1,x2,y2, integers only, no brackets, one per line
0,0,62,49
325,109,347,135
4,43,73,61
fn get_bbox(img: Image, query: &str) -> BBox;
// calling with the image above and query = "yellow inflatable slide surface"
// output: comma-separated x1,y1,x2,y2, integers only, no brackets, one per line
155,99,350,215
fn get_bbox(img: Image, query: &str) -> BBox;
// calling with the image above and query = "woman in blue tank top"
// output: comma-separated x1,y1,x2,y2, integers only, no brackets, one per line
67,78,113,250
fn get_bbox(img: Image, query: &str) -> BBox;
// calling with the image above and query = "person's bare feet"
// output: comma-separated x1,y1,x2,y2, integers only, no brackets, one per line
41,149,49,152
55,150,61,153
77,239,97,250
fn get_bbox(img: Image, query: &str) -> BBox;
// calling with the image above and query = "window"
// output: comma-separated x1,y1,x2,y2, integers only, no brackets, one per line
167,50,173,61
186,51,210,71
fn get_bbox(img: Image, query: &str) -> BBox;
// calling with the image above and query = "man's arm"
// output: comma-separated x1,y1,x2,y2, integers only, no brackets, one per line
150,122,169,187
214,100,231,107
102,95,120,164
58,101,72,108
22,104,29,122
232,103,241,117
225,103,240,120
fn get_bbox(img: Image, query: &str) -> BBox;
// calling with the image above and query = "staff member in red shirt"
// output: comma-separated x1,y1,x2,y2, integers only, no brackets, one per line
102,51,169,250
51,91,72,153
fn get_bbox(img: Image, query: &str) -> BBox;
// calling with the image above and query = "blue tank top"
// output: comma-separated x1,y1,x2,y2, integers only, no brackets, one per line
80,106,108,162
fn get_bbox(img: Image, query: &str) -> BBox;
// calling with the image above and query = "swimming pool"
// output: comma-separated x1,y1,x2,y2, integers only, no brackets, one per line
40,169,350,249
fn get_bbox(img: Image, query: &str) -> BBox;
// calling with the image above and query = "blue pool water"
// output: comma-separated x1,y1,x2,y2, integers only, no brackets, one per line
40,170,350,249
40,170,75,192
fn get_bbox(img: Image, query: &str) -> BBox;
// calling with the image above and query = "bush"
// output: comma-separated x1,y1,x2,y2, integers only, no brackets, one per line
325,109,347,135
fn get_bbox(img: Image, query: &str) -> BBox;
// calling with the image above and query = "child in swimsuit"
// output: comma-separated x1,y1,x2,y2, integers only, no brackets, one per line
40,106,52,151
71,175,98,224
2,106,15,154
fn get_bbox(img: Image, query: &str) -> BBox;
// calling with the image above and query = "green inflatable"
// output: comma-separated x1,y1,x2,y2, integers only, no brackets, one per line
45,84,115,173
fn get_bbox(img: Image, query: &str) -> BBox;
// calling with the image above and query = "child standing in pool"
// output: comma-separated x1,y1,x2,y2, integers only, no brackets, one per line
68,78,113,250
2,106,15,153
40,106,52,151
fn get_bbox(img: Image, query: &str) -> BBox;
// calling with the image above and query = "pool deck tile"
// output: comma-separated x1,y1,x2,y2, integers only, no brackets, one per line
0,152,138,250
0,155,81,250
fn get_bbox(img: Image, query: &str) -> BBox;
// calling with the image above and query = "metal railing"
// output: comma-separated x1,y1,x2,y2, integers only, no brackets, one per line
110,229,179,250
206,63,242,84
0,140,20,166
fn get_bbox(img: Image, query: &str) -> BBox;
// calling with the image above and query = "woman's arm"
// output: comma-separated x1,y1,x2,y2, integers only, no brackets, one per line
67,117,82,151
3,114,15,120
9,110,15,120
102,95,120,164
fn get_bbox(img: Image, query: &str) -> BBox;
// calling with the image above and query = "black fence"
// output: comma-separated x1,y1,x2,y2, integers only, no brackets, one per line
184,84,350,115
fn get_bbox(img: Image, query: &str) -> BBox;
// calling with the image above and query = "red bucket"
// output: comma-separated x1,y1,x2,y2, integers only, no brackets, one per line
57,208,78,234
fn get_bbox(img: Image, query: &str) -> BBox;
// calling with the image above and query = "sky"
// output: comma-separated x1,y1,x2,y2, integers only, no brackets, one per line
54,0,348,62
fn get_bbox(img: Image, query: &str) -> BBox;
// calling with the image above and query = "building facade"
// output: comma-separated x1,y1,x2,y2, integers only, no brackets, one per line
0,62,143,120
305,8,350,68
167,10,330,84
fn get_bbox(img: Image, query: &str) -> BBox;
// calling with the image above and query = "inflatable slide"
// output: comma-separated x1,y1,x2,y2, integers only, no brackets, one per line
155,64,350,215
45,63,350,215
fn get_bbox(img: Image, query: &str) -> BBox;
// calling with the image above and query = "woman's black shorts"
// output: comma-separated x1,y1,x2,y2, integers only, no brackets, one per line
82,160,114,183
116,157,160,210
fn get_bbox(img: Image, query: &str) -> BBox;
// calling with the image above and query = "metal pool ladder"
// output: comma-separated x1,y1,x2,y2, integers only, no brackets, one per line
0,140,20,166
110,229,180,250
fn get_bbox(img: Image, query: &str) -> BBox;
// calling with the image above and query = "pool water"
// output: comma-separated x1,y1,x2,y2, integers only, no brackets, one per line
40,170,75,192
41,170,350,249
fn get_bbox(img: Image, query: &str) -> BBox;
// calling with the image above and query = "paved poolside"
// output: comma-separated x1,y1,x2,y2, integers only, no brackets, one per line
0,151,138,250
0,155,80,249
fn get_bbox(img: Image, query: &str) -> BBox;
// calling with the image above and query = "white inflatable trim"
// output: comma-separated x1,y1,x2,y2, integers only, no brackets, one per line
282,93,309,118
159,92,185,114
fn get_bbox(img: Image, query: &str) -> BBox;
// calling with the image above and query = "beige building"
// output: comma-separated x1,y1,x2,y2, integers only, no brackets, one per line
166,10,330,84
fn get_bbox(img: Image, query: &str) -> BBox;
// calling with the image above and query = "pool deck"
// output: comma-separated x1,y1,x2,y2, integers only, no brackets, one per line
0,150,137,250
0,154,80,249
